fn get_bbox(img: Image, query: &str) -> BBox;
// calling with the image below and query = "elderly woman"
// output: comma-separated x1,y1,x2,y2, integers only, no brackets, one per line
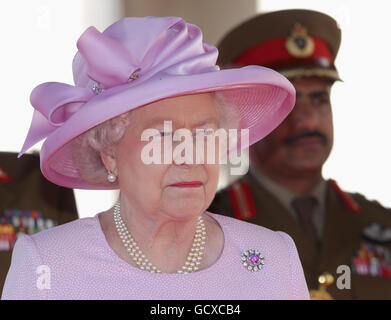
2,17,308,299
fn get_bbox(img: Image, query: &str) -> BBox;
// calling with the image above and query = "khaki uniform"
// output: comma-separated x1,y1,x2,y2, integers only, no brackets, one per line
211,9,391,299
208,172,391,299
0,152,78,293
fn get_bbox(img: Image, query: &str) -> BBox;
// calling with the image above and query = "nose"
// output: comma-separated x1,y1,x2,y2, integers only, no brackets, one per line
173,155,195,167
171,128,218,166
172,132,196,167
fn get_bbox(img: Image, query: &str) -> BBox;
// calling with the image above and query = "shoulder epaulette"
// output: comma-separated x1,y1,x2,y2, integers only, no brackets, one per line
0,165,11,182
328,179,361,212
228,180,257,220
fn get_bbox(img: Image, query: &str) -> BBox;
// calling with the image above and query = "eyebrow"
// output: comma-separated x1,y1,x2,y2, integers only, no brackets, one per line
192,117,219,127
296,90,329,98
143,116,218,129
143,118,173,128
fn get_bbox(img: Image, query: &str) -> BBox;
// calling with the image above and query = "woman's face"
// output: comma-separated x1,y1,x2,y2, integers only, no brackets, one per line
108,93,220,221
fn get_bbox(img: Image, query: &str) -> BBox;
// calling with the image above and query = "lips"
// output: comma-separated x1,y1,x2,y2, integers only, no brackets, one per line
285,131,327,147
169,181,204,188
289,136,324,147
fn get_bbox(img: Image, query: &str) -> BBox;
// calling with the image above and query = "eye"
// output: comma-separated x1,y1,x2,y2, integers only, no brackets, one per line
312,94,330,106
156,131,172,137
203,128,214,135
194,128,214,137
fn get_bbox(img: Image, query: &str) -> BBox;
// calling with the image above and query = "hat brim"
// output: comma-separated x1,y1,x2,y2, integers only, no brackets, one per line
280,67,341,82
40,65,295,189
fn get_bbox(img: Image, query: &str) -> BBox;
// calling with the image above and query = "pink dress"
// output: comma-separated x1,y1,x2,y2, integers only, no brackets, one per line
1,212,309,300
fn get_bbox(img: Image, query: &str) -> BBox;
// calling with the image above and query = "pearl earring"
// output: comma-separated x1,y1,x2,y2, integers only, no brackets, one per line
107,171,117,183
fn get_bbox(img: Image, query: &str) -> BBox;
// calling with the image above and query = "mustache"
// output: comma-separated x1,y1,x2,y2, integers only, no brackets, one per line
284,130,327,145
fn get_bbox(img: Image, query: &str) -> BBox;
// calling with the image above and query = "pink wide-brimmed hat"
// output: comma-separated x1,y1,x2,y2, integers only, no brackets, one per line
19,16,295,189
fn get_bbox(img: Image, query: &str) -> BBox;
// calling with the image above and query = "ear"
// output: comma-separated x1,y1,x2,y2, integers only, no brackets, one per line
100,150,118,176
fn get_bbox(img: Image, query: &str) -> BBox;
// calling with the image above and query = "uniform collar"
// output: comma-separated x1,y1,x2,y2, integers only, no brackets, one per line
249,166,327,214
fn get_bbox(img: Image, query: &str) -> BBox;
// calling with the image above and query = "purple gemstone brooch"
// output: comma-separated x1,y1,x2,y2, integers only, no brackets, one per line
241,249,265,272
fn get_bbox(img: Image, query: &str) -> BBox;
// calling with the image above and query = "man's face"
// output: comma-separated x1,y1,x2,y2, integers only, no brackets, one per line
252,77,334,178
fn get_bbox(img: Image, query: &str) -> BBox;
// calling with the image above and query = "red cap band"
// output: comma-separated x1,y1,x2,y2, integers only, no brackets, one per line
234,36,333,70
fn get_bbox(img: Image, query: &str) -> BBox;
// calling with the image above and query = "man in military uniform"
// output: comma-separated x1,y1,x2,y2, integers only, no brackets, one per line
0,152,78,293
209,9,391,299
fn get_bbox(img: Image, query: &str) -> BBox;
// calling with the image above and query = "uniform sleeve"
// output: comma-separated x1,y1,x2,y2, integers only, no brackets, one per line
1,234,47,300
277,231,310,300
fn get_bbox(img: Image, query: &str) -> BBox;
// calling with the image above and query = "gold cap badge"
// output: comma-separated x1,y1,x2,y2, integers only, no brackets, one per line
285,23,315,58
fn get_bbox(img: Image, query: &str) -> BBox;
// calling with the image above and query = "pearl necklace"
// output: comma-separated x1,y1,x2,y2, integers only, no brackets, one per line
113,202,206,273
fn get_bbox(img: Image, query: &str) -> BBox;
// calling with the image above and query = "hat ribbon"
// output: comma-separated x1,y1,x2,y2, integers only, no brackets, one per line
19,21,219,158
18,26,142,157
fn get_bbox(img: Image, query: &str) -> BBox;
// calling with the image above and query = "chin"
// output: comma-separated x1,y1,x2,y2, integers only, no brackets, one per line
163,200,206,220
289,159,325,174
288,150,329,169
